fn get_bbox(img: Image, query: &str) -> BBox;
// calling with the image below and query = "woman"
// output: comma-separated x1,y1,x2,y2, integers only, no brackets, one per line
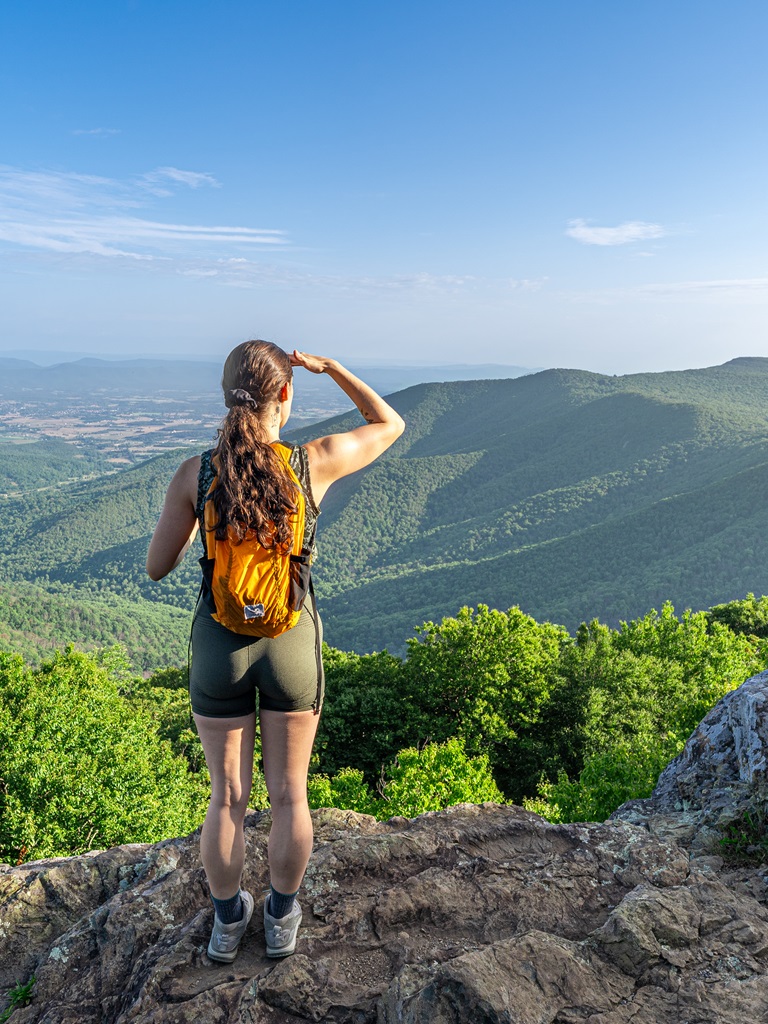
146,341,404,963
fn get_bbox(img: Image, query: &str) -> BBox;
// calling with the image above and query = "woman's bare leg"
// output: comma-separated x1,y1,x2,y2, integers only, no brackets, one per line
193,713,256,899
260,708,320,894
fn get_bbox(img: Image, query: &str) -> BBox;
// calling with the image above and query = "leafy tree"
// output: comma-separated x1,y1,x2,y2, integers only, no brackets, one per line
402,605,568,797
147,665,189,690
0,647,206,863
122,672,208,777
708,593,768,642
613,603,762,740
378,737,504,818
308,738,503,819
525,739,666,824
315,644,413,781
527,604,763,822
307,767,378,815
317,607,567,801
125,662,270,808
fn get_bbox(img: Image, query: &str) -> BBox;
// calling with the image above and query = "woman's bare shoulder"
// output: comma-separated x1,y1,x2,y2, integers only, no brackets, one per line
176,453,203,480
179,453,203,472
167,453,203,505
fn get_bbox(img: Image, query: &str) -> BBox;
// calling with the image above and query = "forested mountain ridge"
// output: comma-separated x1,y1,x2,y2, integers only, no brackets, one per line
0,437,110,493
1,357,767,663
295,357,768,650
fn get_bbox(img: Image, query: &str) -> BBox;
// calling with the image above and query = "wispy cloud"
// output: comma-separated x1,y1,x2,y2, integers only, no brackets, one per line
0,168,137,210
562,275,768,307
0,165,286,259
168,259,550,297
0,217,286,258
72,128,121,136
139,166,221,196
153,167,219,188
358,272,477,292
639,276,768,295
566,219,667,246
508,277,547,291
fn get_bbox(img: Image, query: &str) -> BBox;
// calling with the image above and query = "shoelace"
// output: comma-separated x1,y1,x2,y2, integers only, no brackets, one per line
269,924,294,944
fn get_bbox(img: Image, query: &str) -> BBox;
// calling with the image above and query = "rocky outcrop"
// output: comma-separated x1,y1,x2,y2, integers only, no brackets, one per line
614,668,768,853
2,672,768,1024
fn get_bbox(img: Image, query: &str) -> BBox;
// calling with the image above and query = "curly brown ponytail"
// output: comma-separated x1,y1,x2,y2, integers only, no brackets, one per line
211,340,299,550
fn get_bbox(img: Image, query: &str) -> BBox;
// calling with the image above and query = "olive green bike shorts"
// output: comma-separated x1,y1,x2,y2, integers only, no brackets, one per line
190,600,324,717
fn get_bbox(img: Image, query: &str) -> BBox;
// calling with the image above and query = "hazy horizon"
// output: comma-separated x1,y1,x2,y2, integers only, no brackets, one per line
0,347,533,370
0,346,760,378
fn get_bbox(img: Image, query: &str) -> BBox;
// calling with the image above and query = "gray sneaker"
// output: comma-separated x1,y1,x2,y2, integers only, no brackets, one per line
263,895,303,958
207,890,254,963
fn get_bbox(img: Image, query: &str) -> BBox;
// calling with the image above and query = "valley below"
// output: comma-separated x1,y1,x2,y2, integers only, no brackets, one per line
1,354,768,668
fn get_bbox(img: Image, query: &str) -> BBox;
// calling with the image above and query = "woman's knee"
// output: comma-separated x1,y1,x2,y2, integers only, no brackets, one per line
209,778,252,817
266,786,310,815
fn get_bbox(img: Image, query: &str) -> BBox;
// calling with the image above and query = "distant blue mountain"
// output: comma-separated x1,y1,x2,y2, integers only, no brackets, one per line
0,356,535,398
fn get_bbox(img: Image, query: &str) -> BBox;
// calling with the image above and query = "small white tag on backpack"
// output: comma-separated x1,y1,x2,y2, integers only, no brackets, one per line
244,603,266,620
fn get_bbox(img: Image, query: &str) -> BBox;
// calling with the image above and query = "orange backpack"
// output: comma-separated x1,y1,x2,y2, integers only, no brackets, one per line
200,443,312,637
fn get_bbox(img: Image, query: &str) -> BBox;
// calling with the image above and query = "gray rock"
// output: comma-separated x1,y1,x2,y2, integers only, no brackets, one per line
3,671,768,1023
612,668,768,854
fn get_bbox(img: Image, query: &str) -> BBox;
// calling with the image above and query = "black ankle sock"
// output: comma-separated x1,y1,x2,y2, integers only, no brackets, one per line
269,885,298,919
211,890,243,924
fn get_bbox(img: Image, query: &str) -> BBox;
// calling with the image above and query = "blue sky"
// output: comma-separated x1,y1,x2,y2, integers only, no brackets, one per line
1,0,767,373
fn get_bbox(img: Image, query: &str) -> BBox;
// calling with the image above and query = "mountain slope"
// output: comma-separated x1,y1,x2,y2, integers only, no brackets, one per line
0,437,110,493
320,457,768,651
296,357,768,649
1,357,767,663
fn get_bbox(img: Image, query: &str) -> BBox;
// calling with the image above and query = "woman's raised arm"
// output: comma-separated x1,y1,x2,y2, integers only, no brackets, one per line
291,351,405,504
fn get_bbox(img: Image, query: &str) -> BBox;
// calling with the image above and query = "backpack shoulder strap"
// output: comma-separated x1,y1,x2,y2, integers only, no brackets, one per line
287,442,307,485
196,449,216,552
284,443,319,555
285,444,319,510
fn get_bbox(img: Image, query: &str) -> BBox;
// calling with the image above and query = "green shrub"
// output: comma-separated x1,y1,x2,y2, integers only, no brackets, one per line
525,739,677,823
309,738,503,819
308,767,378,815
0,647,206,863
379,737,504,818
708,593,768,642
316,644,412,782
0,976,35,1023
528,604,763,823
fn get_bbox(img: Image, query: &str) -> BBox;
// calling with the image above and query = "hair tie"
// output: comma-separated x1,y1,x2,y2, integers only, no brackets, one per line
228,388,259,410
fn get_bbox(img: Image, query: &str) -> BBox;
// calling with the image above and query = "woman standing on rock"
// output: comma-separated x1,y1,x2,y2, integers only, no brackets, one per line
147,340,404,962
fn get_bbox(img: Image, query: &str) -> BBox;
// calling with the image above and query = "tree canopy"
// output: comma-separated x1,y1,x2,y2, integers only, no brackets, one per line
0,647,206,863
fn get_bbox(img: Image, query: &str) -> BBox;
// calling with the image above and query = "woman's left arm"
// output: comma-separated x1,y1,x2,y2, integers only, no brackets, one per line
146,456,201,581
